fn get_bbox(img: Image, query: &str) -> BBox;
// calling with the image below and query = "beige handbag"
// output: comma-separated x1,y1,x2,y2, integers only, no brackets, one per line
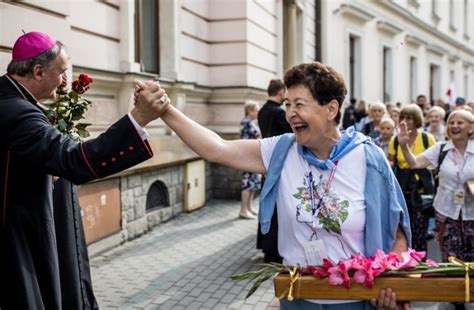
467,179,474,196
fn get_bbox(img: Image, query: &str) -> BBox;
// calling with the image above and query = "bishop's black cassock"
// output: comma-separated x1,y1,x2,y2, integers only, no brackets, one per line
0,74,154,310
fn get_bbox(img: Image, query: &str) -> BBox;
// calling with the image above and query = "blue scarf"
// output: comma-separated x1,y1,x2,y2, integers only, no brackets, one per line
297,126,369,170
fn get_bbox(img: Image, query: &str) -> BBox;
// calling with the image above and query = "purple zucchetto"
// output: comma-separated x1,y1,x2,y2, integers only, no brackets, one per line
12,31,56,61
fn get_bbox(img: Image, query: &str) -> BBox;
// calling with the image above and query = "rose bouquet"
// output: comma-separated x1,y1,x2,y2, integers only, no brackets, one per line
43,73,94,141
231,249,473,300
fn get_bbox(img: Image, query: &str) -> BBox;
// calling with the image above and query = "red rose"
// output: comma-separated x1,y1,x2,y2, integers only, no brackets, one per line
78,74,93,87
71,80,85,94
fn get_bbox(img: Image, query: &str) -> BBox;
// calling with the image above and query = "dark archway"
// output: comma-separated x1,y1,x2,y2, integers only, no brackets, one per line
146,181,169,212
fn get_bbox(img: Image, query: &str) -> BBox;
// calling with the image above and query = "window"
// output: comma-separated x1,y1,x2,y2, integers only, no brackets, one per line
349,34,361,101
449,0,456,31
464,0,470,38
315,0,322,61
409,57,418,102
431,0,440,24
283,0,303,71
383,47,392,103
464,74,468,100
432,0,438,15
146,181,169,212
135,0,159,73
429,64,441,104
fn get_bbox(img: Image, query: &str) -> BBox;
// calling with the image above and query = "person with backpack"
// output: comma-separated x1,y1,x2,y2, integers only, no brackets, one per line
396,109,474,264
388,104,436,254
141,62,411,310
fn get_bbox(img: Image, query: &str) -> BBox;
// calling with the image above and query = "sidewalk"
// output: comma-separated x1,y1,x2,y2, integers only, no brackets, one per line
91,200,469,310
91,199,276,309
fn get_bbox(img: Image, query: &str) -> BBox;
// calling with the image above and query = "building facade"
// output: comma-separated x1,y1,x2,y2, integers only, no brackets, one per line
1,0,472,252
322,0,474,105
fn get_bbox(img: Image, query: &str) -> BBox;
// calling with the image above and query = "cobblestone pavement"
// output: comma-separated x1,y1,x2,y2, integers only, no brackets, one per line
91,200,275,309
91,200,473,310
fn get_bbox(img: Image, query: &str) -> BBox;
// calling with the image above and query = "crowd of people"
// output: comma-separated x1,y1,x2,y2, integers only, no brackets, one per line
342,96,473,262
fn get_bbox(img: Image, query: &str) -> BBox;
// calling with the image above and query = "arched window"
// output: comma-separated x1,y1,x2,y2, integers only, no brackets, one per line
146,181,169,212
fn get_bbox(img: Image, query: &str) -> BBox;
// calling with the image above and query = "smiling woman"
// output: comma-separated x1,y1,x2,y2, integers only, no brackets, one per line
150,62,411,310
397,108,474,270
388,104,437,255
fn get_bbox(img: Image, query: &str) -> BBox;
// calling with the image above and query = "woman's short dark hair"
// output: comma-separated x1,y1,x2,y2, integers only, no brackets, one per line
284,62,347,124
7,41,64,77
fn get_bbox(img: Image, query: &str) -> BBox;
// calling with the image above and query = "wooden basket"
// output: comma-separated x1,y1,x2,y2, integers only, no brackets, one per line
274,274,474,302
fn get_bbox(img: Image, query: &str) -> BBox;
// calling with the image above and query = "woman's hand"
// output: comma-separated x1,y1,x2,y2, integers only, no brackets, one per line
371,288,409,310
397,121,411,146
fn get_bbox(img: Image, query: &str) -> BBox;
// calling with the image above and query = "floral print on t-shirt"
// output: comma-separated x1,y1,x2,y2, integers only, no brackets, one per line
293,171,349,235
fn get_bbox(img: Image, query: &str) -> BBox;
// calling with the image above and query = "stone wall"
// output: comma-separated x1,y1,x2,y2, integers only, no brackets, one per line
120,165,184,240
88,158,243,255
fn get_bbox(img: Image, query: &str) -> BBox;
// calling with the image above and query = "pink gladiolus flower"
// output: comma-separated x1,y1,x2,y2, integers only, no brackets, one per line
321,258,334,269
313,258,334,278
300,265,317,274
408,249,426,261
352,260,375,288
371,249,400,272
328,261,351,289
396,249,425,269
347,254,367,269
313,266,330,278
425,259,439,267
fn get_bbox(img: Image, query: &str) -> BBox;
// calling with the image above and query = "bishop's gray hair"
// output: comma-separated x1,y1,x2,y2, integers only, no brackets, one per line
7,41,64,77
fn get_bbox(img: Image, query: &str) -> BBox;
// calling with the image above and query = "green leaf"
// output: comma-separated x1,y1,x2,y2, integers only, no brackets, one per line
77,129,90,139
70,91,79,101
44,109,56,119
339,209,348,222
71,109,83,121
56,88,67,95
76,123,91,130
231,268,266,281
43,101,56,108
58,119,68,131
57,96,70,103
245,271,276,299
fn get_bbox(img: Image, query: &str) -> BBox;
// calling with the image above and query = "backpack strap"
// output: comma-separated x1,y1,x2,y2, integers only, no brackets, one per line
421,131,429,150
434,142,448,189
393,136,399,168
437,143,448,167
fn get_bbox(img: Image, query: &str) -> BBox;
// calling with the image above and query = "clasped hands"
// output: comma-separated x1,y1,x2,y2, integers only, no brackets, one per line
130,80,170,127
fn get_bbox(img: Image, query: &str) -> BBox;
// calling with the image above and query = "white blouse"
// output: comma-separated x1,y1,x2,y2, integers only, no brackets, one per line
421,140,474,220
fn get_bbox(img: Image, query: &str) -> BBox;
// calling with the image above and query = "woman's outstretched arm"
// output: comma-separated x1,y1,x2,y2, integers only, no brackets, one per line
162,104,266,174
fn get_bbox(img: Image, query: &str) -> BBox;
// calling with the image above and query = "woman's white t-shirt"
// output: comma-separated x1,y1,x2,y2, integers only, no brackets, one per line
421,140,474,220
260,136,367,266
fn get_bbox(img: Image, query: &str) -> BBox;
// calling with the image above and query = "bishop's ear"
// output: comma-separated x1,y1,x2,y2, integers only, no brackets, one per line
32,64,44,80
